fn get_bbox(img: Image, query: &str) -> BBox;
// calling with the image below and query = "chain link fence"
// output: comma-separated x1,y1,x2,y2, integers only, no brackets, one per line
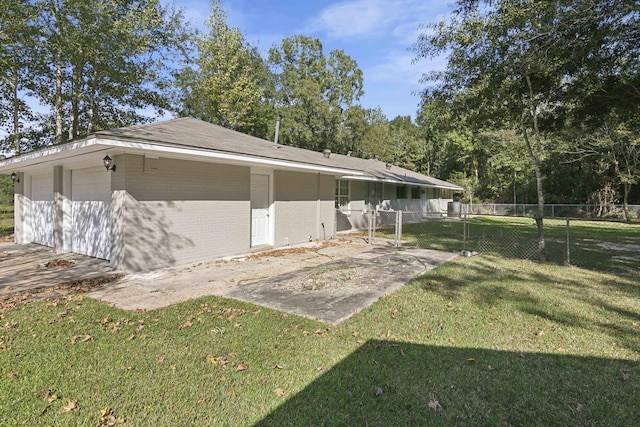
361,209,639,277
467,203,640,221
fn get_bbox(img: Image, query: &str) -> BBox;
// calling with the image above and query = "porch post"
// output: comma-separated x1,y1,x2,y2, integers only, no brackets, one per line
13,172,25,244
53,166,64,253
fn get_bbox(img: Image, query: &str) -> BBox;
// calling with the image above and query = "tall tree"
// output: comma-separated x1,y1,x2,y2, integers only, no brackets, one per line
268,35,363,152
0,0,38,154
414,0,640,258
176,0,272,139
20,0,193,147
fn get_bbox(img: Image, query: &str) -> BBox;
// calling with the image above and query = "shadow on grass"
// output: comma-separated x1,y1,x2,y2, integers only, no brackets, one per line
257,340,639,426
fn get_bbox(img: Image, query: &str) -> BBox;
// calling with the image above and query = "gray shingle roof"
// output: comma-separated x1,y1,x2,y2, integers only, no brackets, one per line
96,117,461,190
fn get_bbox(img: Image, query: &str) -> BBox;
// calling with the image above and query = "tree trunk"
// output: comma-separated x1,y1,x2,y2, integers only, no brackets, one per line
521,121,546,262
55,48,63,144
523,74,546,262
623,182,631,223
11,66,21,154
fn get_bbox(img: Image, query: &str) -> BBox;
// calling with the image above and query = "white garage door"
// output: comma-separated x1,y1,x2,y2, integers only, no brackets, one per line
71,167,111,260
31,174,54,247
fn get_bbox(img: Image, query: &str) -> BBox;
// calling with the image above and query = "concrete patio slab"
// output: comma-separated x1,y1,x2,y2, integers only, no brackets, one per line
87,238,458,324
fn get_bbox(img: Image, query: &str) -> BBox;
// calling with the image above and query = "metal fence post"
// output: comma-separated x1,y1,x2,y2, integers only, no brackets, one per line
396,210,403,247
565,217,571,265
463,211,467,251
372,210,377,244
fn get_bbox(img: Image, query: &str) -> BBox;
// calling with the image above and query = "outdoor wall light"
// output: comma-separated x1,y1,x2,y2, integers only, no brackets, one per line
103,155,116,172
11,172,19,183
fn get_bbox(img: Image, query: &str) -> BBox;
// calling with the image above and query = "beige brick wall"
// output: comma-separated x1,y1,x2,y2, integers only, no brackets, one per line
115,155,251,271
273,171,335,246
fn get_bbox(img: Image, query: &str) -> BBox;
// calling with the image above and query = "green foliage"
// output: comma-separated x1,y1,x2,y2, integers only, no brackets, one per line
268,35,364,152
0,175,13,204
414,0,640,206
1,0,193,150
176,0,272,139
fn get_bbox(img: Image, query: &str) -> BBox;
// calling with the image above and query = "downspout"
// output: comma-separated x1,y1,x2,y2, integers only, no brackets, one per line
316,173,321,240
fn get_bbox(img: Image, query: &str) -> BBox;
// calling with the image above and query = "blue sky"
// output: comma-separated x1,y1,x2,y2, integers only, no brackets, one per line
177,0,452,120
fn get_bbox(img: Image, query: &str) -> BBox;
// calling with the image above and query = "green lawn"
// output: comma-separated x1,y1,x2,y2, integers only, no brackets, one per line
0,203,13,236
1,218,639,425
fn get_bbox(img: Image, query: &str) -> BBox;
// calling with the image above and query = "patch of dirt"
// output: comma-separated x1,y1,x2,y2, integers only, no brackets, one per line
0,275,122,312
245,239,345,260
43,259,75,268
0,234,14,243
270,253,411,293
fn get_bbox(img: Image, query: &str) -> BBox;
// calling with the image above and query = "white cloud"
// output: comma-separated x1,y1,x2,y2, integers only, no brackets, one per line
367,51,446,86
310,0,399,39
310,0,448,40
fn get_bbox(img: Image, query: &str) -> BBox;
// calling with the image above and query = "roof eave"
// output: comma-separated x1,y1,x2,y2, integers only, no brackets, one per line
341,174,464,190
0,136,364,176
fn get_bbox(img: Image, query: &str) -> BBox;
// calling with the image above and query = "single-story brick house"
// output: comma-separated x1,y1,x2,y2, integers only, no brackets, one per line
0,118,461,271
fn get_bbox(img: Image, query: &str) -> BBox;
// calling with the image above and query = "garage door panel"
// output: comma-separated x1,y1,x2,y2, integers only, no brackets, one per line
31,201,54,247
71,201,110,259
30,174,54,247
71,167,111,260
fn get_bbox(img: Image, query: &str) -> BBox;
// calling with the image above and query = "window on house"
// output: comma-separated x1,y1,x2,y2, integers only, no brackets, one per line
335,179,350,209
411,186,420,199
396,185,407,199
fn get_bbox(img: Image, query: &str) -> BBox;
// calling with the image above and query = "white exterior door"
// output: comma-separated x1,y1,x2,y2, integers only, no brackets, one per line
250,174,270,246
30,174,54,247
71,167,111,260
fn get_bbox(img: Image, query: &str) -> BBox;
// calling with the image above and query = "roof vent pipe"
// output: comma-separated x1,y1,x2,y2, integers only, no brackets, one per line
322,149,331,158
273,116,281,147
385,162,392,170
347,151,352,156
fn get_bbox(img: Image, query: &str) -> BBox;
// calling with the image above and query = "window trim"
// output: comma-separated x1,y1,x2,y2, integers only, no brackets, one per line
335,179,350,211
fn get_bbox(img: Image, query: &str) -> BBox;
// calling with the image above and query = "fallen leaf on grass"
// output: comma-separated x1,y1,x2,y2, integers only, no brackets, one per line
316,365,324,371
374,387,383,396
59,400,78,413
274,364,284,370
99,407,124,425
179,320,193,330
620,367,631,381
236,362,248,371
570,401,584,413
428,399,442,412
207,355,228,366
197,397,206,405
6,372,18,378
70,334,93,344
274,388,287,397
156,355,165,364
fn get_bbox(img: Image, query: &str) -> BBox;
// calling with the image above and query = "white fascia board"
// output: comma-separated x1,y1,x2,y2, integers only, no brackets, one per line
0,137,99,172
341,174,463,190
96,138,362,175
0,136,363,176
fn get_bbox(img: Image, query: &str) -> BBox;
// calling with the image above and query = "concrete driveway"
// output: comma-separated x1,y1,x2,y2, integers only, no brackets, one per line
0,242,120,301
